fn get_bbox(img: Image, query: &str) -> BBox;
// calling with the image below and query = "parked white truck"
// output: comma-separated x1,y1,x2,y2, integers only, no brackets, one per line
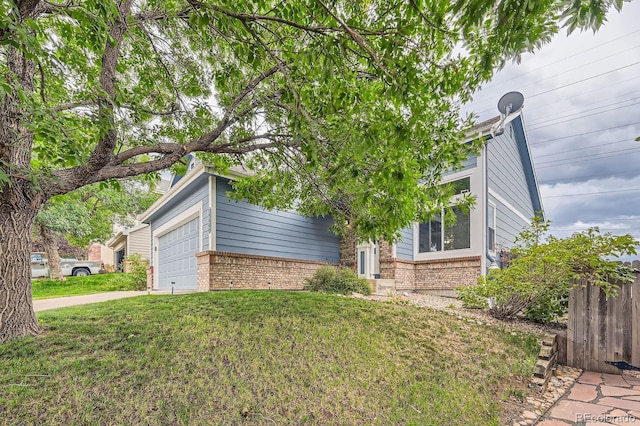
31,252,103,278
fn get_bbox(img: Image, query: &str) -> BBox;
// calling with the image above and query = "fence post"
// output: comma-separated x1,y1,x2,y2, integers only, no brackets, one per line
633,274,640,368
566,273,638,374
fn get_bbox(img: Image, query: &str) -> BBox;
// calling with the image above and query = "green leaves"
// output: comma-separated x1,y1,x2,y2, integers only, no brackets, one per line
460,216,638,323
1,0,630,239
35,179,161,247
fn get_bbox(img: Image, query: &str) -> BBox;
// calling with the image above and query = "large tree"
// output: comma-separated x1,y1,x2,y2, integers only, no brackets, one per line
0,0,628,342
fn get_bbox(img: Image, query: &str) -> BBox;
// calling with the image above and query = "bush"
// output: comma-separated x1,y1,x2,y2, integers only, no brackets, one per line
124,254,148,290
106,273,139,291
305,266,372,295
458,216,637,323
457,285,488,309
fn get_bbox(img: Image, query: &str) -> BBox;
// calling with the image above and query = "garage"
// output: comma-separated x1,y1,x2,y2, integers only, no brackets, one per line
157,217,200,290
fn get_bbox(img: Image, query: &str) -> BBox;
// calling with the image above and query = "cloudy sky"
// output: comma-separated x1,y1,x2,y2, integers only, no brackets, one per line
463,2,640,257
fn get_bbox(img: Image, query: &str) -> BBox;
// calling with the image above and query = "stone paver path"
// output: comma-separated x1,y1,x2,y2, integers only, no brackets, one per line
538,371,640,425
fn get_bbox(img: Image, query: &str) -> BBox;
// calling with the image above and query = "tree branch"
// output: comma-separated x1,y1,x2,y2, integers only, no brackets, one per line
315,0,394,81
186,62,284,151
49,61,282,195
51,100,96,112
46,0,133,196
111,143,186,165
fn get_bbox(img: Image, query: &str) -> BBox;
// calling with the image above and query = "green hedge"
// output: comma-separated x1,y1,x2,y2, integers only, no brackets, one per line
305,266,372,295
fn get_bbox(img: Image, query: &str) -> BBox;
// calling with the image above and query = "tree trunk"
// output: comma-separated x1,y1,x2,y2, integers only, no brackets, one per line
0,44,42,342
0,195,41,342
339,224,358,271
38,224,64,280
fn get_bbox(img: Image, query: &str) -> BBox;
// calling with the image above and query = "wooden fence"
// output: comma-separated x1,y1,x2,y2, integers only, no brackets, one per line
566,272,640,374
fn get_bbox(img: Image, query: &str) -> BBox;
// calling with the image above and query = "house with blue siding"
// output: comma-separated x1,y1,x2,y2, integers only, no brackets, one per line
136,111,541,293
356,113,543,296
138,164,340,291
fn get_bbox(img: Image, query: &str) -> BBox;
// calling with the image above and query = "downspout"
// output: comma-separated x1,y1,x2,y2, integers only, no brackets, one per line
481,141,488,275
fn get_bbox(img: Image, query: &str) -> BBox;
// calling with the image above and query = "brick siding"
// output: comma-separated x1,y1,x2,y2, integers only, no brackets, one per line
392,259,417,291
378,248,480,292
196,251,337,291
413,256,482,290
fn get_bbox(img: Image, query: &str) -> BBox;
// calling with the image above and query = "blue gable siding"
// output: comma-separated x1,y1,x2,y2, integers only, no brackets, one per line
511,116,543,215
487,124,535,221
148,174,211,257
444,152,477,177
489,194,529,249
215,177,340,263
396,227,413,260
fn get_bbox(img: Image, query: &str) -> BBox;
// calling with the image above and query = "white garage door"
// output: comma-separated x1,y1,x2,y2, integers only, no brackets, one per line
157,217,199,290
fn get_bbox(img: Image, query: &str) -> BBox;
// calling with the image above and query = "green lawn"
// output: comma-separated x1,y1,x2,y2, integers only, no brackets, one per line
32,273,142,300
0,292,539,425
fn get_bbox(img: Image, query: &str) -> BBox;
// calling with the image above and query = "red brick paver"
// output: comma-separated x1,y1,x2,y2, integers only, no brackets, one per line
578,371,603,385
539,371,640,425
599,385,640,397
537,420,572,426
598,397,640,411
548,400,611,422
625,377,640,386
567,383,598,402
602,373,630,387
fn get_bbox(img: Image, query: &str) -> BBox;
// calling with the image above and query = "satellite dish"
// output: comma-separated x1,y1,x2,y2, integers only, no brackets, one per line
497,91,524,115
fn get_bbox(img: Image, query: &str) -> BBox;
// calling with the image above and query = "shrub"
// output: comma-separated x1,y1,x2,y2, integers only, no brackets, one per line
457,285,489,309
106,273,138,290
458,216,637,323
305,266,372,295
124,254,148,290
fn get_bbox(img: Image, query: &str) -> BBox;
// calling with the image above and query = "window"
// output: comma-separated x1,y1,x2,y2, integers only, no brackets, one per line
440,177,470,195
418,214,442,252
488,204,496,252
418,206,470,253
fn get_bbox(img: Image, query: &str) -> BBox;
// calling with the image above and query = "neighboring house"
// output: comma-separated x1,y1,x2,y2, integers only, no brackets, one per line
356,113,543,296
107,223,151,272
137,112,541,294
88,243,115,271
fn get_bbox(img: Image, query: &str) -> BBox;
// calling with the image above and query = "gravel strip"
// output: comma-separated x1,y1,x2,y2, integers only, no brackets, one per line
352,292,566,336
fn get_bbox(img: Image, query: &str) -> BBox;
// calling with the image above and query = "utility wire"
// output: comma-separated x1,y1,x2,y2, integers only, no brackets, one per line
533,138,633,159
478,29,640,91
539,168,640,184
472,44,640,108
527,61,640,99
536,146,639,166
531,121,640,145
472,73,640,116
544,188,640,198
537,148,640,168
551,228,639,231
528,100,640,131
568,218,640,222
527,94,640,127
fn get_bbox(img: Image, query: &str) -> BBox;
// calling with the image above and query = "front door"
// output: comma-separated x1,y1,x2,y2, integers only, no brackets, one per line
356,241,380,279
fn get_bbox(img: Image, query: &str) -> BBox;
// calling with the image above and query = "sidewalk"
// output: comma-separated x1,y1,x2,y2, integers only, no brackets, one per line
538,371,640,425
33,291,149,312
33,290,197,312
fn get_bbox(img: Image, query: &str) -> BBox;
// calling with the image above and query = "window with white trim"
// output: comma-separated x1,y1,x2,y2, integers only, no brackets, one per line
418,206,470,252
488,203,496,252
